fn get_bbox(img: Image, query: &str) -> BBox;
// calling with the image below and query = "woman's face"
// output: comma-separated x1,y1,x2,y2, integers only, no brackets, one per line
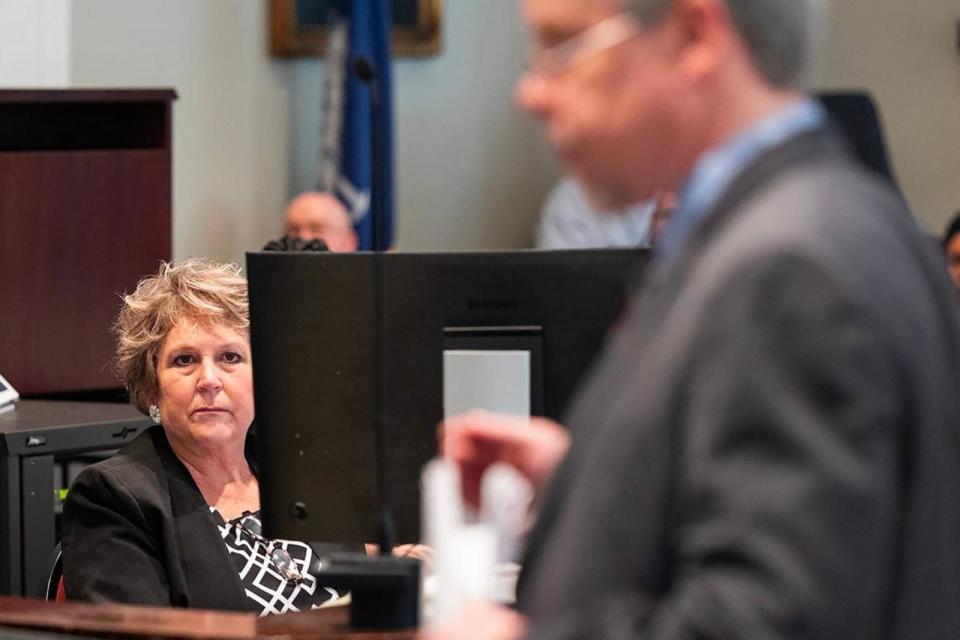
155,319,254,451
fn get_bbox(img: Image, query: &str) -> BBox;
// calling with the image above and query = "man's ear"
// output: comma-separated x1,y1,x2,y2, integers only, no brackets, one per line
670,0,730,83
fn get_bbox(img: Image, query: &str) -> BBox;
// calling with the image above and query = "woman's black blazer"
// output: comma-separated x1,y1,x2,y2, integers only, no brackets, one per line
61,426,259,611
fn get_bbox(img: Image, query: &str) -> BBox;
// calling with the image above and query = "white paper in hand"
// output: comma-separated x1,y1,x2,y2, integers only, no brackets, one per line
421,459,533,625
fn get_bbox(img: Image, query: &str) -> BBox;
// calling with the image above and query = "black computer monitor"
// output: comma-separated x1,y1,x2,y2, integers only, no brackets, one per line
247,249,646,544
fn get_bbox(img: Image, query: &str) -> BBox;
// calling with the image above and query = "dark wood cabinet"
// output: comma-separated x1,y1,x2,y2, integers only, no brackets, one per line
0,89,176,395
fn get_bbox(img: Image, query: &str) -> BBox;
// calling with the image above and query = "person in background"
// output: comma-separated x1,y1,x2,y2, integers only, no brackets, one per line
283,191,358,252
432,0,960,638
942,211,960,288
535,176,656,248
62,259,342,614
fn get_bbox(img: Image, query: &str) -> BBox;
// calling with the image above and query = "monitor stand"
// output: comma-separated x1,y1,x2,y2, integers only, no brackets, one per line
311,552,420,629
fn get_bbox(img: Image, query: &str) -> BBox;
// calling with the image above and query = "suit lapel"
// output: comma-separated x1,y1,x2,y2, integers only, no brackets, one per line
663,126,846,287
153,430,256,612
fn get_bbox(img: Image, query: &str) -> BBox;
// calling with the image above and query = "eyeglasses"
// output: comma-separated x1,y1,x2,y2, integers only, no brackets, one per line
233,514,307,584
525,12,642,78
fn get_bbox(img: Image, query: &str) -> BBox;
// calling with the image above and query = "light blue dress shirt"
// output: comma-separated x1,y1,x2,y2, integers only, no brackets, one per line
536,177,655,249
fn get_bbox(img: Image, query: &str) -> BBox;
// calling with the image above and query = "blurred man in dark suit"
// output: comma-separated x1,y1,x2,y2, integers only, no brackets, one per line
433,0,960,638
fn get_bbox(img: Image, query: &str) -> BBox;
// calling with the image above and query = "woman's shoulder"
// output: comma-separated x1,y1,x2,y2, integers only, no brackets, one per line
71,426,170,494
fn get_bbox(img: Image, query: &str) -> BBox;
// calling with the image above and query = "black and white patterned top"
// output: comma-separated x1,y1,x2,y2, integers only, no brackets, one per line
212,508,341,616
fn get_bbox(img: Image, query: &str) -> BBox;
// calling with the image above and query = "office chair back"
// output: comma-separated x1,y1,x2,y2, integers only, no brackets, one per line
37,542,65,602
817,91,900,193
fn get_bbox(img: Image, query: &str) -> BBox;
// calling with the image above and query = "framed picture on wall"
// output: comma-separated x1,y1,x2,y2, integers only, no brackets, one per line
270,0,442,57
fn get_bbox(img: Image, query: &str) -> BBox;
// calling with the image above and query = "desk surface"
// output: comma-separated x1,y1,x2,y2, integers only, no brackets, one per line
0,597,415,639
0,400,146,433
0,400,151,455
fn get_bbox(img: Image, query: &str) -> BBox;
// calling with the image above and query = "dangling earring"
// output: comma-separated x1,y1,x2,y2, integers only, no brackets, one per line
149,404,161,424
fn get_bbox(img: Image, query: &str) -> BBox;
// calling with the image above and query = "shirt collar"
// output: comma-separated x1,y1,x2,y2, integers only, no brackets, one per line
655,98,827,262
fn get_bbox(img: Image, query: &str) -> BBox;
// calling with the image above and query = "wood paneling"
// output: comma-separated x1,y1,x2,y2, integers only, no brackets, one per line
0,90,175,395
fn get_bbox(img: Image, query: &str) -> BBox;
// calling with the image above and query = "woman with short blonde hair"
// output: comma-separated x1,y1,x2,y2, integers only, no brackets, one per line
62,259,341,613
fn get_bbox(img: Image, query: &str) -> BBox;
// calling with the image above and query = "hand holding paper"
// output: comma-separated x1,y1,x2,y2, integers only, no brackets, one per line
439,411,570,507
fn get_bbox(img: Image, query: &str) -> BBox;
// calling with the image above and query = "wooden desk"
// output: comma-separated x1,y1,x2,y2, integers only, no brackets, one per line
0,596,415,639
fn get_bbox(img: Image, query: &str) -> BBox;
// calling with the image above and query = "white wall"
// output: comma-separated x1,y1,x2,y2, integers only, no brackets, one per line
52,0,960,257
0,0,70,86
69,0,292,264
811,0,960,232
67,1,556,256
288,2,559,250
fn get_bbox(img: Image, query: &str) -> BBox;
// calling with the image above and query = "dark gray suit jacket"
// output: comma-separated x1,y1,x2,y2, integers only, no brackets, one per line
518,128,960,639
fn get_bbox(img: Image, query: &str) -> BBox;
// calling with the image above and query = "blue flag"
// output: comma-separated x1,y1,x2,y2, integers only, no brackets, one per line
319,0,395,251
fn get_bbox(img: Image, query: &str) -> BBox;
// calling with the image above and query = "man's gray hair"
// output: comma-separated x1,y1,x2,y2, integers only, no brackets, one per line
622,0,826,88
